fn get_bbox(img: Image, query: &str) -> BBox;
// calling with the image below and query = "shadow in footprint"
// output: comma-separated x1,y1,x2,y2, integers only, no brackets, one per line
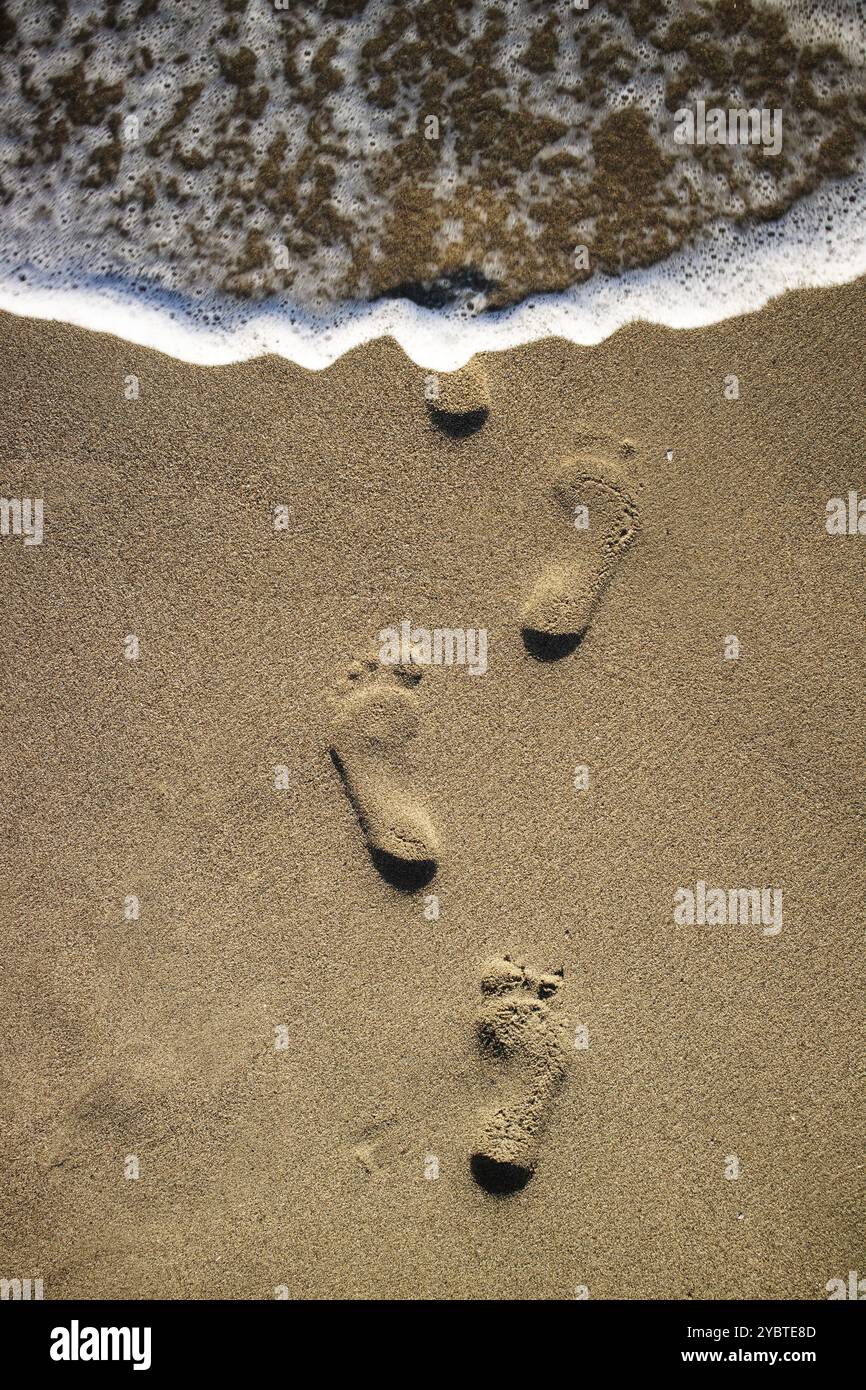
427,404,489,440
328,662,440,887
471,956,568,1193
369,847,437,893
330,750,438,893
519,454,640,656
521,628,583,662
471,1153,533,1196
424,360,490,440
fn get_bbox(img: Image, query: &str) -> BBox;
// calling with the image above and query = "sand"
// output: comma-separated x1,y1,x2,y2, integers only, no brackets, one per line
1,276,864,1300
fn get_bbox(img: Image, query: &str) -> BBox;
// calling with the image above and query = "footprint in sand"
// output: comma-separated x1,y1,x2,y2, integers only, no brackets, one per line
426,360,490,439
329,657,439,890
472,955,568,1195
521,442,639,659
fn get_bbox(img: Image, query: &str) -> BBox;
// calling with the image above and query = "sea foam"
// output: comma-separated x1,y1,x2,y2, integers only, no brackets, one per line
0,0,864,369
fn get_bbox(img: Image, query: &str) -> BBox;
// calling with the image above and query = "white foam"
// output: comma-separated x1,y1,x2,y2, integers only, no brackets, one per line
1,0,865,367
1,167,864,371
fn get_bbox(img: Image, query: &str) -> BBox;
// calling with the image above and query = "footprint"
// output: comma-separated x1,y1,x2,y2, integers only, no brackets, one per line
351,1113,403,1181
471,955,568,1195
426,360,490,439
329,657,439,890
521,442,639,658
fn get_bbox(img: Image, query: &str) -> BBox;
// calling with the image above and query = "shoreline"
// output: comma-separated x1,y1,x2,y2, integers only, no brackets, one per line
1,169,865,371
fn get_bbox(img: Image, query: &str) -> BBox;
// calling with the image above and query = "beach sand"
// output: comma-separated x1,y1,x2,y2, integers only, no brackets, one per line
1,276,864,1300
